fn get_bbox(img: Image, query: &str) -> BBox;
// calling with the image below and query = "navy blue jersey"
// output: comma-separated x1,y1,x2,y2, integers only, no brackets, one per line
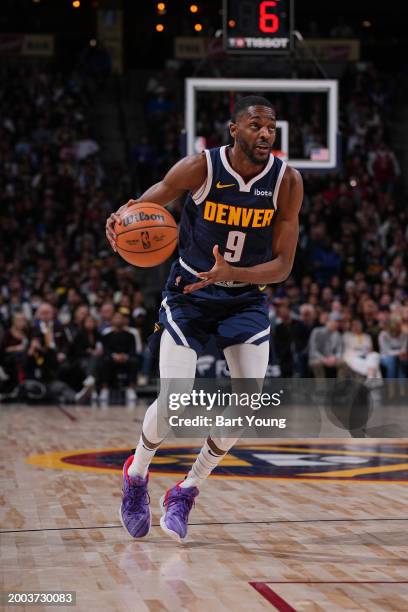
178,145,287,273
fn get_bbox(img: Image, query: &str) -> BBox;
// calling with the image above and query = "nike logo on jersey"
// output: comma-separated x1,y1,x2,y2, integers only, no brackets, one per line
204,200,275,228
216,181,236,189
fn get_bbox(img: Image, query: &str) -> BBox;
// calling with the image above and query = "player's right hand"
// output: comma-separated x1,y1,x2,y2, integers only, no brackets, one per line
105,200,138,252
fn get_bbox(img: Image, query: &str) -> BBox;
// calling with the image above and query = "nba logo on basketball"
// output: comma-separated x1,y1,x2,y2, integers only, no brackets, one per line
141,231,151,249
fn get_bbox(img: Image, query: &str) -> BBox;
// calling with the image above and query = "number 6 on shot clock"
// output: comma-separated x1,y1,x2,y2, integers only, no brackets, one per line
224,0,294,53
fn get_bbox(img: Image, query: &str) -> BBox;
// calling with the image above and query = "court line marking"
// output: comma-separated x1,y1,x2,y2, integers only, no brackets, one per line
262,581,408,583
250,582,296,612
250,581,408,612
1,516,407,535
55,404,77,421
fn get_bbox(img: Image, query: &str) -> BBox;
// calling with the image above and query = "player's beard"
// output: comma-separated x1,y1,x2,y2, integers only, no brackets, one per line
236,134,269,166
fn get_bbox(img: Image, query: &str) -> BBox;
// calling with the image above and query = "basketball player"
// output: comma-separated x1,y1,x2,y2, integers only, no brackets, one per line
106,96,303,541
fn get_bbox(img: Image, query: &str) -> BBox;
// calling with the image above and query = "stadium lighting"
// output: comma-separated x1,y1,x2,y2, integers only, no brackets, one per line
156,24,165,32
157,2,166,12
190,5,198,13
194,23,203,32
72,0,80,7
228,19,236,28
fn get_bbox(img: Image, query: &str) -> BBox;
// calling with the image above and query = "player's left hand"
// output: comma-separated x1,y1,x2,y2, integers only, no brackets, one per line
183,245,234,293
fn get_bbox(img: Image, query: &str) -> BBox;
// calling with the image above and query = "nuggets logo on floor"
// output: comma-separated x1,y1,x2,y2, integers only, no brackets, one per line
26,443,408,482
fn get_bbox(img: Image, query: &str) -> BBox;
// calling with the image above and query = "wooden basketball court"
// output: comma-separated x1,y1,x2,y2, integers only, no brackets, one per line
1,402,408,611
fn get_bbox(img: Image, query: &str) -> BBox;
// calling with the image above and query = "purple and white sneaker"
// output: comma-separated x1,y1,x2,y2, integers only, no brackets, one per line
119,455,151,538
159,482,199,542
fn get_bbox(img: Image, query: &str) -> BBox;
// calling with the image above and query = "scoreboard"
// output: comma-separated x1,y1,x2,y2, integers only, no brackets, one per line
224,0,293,54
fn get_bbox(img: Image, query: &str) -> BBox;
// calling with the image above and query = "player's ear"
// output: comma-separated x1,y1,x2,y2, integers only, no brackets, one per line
229,121,236,139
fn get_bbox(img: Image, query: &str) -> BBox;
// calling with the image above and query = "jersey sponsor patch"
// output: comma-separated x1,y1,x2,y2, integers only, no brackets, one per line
254,188,273,197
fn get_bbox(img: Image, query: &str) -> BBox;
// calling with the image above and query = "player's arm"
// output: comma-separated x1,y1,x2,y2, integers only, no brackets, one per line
233,167,303,284
183,167,303,292
106,153,206,251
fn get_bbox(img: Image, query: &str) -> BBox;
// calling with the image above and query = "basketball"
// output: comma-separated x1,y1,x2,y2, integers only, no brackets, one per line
114,202,178,267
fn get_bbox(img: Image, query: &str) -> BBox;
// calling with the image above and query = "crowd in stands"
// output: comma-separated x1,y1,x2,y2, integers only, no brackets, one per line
0,63,154,404
0,60,407,404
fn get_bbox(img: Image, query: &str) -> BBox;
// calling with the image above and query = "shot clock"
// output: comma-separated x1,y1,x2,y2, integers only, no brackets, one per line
224,0,293,54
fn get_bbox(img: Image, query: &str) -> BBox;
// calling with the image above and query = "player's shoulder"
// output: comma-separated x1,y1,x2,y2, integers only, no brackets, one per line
175,151,208,173
167,151,208,191
276,163,303,213
281,163,302,187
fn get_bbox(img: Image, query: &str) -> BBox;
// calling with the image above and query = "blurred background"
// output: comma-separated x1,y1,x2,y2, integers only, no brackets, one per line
0,0,407,406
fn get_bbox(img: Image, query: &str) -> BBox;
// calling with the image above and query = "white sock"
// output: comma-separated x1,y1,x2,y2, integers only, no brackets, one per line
128,432,161,479
128,398,163,478
180,438,229,488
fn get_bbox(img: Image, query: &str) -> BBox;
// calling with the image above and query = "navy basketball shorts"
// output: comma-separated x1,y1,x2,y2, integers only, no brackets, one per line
156,260,271,356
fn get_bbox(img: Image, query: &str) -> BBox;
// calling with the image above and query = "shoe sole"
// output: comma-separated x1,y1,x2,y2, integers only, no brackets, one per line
159,495,187,543
118,505,152,540
75,385,94,404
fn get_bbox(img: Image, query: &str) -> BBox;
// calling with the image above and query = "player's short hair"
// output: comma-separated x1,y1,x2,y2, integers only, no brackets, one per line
231,95,275,122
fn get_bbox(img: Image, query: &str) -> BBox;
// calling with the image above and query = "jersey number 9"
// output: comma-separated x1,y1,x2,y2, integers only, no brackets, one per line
223,231,246,263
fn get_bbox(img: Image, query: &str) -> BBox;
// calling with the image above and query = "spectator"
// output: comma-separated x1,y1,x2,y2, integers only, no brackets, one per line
342,318,382,386
65,304,90,341
379,318,407,379
274,305,306,377
26,302,69,383
296,304,318,376
309,312,343,378
99,312,138,407
360,299,381,350
68,315,103,403
367,142,400,193
98,301,115,333
1,312,29,393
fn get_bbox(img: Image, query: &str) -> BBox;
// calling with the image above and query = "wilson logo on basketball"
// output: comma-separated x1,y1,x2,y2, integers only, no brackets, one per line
123,212,165,227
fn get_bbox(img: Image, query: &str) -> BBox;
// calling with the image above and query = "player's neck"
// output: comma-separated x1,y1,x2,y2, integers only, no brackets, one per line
227,145,267,182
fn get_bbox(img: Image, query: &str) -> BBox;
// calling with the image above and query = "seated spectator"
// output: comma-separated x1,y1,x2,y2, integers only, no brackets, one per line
274,305,303,377
65,304,90,342
68,315,103,403
98,301,115,333
367,142,400,194
26,302,69,383
342,318,382,386
308,312,343,378
296,304,318,376
1,312,29,393
118,307,143,355
99,312,138,406
379,318,407,379
360,299,381,350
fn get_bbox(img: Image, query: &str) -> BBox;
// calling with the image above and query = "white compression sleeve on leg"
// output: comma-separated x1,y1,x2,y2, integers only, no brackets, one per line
129,330,197,478
223,341,270,379
181,341,270,486
210,340,270,452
